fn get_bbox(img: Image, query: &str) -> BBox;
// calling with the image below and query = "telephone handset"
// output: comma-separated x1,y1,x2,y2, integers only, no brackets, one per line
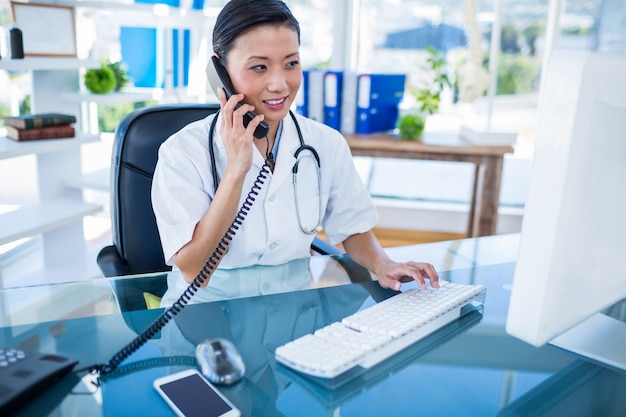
206,55,270,140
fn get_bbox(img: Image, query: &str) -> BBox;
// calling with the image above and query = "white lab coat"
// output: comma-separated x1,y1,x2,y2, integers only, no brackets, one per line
151,111,377,270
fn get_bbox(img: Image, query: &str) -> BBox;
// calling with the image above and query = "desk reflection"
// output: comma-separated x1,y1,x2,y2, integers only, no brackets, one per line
103,270,372,416
100,260,484,416
160,258,315,307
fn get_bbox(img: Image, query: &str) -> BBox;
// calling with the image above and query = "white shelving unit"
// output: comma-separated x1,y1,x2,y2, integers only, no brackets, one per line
63,89,164,193
0,3,211,288
0,57,103,287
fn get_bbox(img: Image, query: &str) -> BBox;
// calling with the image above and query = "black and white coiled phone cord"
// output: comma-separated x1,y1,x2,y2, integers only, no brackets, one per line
91,157,273,376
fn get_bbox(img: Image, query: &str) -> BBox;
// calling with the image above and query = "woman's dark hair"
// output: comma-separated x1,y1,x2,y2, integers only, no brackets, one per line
213,0,300,64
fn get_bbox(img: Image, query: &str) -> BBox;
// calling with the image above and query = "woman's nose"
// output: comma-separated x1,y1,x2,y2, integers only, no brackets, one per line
267,70,288,92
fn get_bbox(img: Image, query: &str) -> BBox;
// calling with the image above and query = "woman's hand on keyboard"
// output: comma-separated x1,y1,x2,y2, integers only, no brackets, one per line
375,261,440,291
342,231,440,292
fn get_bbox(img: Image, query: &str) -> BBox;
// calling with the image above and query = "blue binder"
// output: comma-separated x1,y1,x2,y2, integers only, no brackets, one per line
355,74,406,134
323,71,343,130
306,70,325,124
340,71,358,134
134,0,204,9
295,70,309,117
172,29,190,88
120,26,191,88
120,27,162,88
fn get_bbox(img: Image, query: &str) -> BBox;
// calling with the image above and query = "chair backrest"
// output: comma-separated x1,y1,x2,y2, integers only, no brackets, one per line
107,103,220,275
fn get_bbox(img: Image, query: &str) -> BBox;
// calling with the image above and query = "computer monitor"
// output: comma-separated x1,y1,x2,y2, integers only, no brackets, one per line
506,50,626,370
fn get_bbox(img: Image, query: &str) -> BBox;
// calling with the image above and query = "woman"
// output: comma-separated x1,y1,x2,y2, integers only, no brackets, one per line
151,0,439,296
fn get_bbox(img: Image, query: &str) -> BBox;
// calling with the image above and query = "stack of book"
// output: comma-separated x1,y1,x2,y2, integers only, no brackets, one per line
3,113,77,141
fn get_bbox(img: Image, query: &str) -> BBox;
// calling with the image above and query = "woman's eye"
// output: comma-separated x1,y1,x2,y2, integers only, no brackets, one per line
286,60,300,68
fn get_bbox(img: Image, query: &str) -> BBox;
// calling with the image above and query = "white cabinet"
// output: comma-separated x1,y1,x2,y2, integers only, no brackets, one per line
0,58,102,287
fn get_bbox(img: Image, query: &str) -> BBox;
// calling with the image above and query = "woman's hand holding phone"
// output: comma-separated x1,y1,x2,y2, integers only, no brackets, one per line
217,88,265,178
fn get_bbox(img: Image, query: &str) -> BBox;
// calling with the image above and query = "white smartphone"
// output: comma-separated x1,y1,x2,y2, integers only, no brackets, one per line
153,369,240,417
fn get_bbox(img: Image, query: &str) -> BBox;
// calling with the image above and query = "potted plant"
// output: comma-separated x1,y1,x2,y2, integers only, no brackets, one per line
396,113,425,141
84,63,116,94
84,60,130,94
107,60,131,92
408,47,451,116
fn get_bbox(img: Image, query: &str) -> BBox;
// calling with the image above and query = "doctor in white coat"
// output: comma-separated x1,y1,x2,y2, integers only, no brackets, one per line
151,0,439,299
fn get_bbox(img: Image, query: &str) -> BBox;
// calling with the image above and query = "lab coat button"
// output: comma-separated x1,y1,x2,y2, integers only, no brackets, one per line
262,283,270,292
269,242,278,250
268,194,275,202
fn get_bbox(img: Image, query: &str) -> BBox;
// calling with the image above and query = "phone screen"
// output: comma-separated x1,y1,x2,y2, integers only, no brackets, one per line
155,371,239,417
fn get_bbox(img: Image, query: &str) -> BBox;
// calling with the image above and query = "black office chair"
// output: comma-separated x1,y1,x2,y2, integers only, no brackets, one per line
97,103,370,312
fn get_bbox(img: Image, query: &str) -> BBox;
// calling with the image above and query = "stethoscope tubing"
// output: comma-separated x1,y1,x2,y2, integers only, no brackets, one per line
209,110,323,235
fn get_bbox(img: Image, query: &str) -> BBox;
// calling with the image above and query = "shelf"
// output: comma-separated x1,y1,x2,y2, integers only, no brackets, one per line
0,198,102,246
64,168,110,192
64,90,161,105
0,134,100,161
51,0,208,15
0,57,99,72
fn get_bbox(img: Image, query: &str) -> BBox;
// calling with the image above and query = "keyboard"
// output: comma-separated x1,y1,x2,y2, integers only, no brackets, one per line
275,281,486,379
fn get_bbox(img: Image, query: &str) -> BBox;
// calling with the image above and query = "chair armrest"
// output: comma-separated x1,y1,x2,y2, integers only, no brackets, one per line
311,237,372,283
97,245,134,278
311,237,342,255
330,253,373,283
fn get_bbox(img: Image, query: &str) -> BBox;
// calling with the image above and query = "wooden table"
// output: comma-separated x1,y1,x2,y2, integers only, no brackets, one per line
345,132,514,237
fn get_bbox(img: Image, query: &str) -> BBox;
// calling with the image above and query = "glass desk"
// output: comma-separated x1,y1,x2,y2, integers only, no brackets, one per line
1,234,625,416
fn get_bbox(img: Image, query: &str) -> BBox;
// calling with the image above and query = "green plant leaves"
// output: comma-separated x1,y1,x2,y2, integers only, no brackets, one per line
108,61,130,92
396,114,425,141
84,65,116,94
84,60,131,94
410,47,450,115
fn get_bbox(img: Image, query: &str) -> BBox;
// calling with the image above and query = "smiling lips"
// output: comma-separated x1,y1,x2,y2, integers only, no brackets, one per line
264,97,287,110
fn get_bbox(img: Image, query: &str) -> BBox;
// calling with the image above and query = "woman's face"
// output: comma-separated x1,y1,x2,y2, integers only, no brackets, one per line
225,25,301,129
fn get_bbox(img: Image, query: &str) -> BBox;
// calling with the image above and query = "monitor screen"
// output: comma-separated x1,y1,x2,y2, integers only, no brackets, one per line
506,50,626,368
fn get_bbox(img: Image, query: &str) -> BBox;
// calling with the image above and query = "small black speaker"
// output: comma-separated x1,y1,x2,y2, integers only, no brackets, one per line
10,27,24,59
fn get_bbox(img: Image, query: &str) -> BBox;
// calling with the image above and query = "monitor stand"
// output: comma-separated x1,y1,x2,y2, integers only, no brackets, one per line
549,306,626,374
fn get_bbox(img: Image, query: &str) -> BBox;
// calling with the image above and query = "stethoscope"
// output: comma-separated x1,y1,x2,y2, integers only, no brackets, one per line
208,110,323,234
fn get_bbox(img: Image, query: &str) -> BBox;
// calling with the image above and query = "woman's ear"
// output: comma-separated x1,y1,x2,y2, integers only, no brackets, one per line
213,53,224,65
